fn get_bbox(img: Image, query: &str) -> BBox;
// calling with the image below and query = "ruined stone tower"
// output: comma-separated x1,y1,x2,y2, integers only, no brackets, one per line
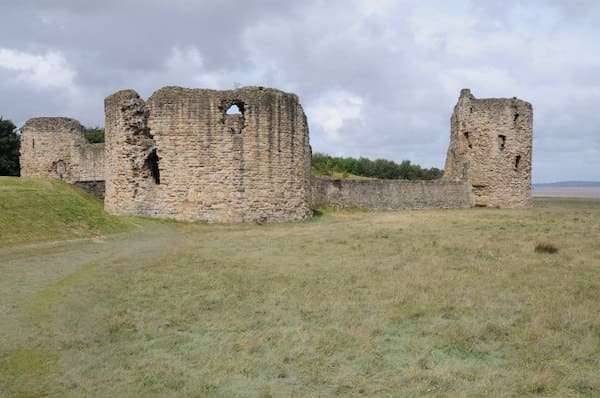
19,117,105,185
444,89,533,208
104,86,312,222
20,87,533,218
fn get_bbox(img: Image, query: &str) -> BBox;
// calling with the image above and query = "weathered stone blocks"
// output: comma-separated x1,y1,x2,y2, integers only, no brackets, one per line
104,86,313,222
20,117,105,185
311,176,471,210
444,89,533,208
20,87,533,218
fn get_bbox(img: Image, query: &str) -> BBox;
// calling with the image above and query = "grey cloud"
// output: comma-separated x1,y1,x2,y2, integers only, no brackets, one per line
0,0,598,182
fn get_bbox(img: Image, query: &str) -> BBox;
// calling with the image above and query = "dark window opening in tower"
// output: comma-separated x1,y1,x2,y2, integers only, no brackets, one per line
463,132,472,149
144,149,161,184
498,135,506,150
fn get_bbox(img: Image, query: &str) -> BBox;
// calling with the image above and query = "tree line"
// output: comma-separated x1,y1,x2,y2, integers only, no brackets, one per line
312,152,443,180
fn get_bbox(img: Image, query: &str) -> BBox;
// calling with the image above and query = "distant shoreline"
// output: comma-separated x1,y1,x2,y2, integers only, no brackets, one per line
534,181,600,187
532,186,600,198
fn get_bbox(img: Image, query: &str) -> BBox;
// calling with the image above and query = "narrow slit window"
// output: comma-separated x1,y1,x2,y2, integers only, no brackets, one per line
515,155,521,170
463,132,472,149
498,135,506,150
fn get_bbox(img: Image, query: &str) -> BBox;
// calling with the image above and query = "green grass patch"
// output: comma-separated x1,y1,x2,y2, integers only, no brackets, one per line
0,349,63,396
0,177,133,246
1,195,600,396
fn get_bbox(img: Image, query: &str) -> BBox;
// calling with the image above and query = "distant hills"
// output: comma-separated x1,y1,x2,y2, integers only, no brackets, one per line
534,181,600,187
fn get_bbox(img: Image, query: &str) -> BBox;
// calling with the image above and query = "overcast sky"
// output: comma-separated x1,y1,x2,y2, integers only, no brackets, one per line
1,0,598,182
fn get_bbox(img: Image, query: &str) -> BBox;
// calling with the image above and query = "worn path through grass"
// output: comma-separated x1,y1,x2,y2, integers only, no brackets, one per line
1,194,600,397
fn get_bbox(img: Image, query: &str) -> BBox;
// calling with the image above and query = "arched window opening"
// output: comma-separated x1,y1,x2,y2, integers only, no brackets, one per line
224,101,245,134
144,149,161,184
55,160,66,179
226,104,243,115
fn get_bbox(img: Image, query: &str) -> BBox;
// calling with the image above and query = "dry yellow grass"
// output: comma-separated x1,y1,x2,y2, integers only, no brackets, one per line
1,188,599,397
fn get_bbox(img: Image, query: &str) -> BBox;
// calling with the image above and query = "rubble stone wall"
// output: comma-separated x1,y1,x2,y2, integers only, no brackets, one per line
104,86,313,222
20,88,533,219
20,118,105,194
444,89,533,208
311,176,471,210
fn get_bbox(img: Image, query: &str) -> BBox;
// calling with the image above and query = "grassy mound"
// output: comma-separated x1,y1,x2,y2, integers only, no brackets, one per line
0,177,133,246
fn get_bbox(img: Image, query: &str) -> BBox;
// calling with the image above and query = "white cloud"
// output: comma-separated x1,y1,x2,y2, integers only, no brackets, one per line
440,67,518,98
306,91,364,143
166,47,222,89
0,48,76,89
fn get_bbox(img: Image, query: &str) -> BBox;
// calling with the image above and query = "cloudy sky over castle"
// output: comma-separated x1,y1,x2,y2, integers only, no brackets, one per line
1,0,598,182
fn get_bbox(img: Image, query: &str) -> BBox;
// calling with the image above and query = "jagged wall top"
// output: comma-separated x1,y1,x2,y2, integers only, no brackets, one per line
444,88,533,208
20,117,105,182
104,85,312,222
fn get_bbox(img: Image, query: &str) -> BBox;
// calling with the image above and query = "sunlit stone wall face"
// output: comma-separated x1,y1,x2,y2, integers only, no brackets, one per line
104,86,313,222
20,117,105,186
444,89,533,208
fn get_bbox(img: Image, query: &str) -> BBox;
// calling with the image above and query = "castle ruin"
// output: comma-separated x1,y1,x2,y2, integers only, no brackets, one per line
444,89,533,208
19,87,533,222
19,117,106,196
104,86,312,222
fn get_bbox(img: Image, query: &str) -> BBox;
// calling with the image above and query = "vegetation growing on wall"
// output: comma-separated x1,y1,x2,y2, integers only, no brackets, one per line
0,117,20,176
312,152,443,180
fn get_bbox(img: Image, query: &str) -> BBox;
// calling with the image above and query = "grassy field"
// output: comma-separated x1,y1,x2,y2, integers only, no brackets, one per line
1,178,600,397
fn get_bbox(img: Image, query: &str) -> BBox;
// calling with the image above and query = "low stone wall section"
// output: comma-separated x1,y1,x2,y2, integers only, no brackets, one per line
311,176,471,210
74,181,106,199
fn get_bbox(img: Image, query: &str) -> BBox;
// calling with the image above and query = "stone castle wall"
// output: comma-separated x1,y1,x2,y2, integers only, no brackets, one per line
444,89,533,208
311,176,471,210
104,86,312,222
20,117,105,186
19,87,533,220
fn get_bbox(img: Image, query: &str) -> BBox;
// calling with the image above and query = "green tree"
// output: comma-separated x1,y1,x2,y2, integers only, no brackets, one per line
0,117,20,176
84,127,105,143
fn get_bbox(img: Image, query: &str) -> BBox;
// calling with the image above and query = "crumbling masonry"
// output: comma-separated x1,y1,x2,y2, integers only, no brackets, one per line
19,117,106,197
19,87,533,222
104,86,312,222
444,89,533,208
